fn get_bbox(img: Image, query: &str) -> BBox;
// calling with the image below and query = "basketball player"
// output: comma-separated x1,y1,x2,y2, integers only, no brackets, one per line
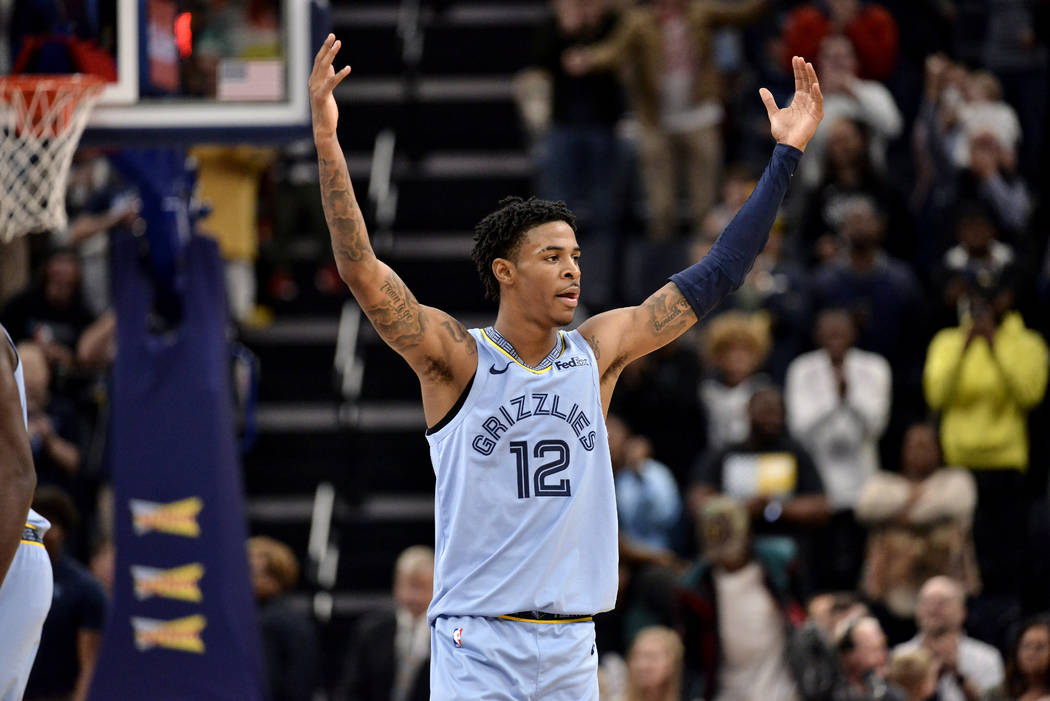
0,324,53,701
310,34,822,700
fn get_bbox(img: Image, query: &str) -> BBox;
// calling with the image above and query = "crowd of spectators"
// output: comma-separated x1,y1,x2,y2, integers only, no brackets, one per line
513,0,1050,699
3,0,1049,698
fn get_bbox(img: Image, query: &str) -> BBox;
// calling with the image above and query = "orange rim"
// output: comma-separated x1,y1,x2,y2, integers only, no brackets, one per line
0,74,106,137
0,74,106,101
0,73,107,88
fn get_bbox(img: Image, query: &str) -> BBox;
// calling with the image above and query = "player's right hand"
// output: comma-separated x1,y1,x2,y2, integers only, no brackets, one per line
309,34,352,140
760,56,823,152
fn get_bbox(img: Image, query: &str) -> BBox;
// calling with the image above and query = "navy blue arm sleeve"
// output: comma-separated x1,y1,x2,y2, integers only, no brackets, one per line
670,143,802,319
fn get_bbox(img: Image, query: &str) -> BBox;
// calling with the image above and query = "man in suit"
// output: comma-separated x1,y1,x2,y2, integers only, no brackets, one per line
334,546,433,701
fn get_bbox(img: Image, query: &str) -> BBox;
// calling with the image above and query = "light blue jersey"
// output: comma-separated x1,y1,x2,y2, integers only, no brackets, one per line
426,327,618,622
0,326,53,701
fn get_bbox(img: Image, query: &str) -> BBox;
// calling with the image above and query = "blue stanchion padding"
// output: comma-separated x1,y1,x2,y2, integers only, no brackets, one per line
90,232,265,701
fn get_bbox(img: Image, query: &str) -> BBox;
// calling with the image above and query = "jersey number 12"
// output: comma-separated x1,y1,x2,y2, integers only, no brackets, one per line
509,440,571,498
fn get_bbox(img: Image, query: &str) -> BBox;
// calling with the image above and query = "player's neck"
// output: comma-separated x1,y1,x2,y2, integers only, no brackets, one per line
492,310,560,367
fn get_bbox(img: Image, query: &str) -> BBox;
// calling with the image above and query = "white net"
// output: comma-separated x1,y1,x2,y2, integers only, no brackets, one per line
0,75,104,242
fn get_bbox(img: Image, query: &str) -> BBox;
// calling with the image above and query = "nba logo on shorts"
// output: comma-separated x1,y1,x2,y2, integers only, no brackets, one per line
452,627,464,647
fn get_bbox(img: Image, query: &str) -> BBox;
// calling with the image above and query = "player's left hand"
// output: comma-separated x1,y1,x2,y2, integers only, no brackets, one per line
760,56,823,152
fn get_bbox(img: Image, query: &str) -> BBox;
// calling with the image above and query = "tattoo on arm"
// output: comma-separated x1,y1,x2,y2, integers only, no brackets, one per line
365,275,426,351
586,334,600,361
588,332,628,384
644,288,697,338
441,319,477,356
318,156,371,265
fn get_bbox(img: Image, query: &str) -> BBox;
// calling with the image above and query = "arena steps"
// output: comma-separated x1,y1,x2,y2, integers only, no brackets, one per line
243,397,438,496
248,340,338,403
245,491,434,686
246,494,434,591
243,4,548,688
332,2,545,76
343,148,533,229
338,82,523,152
391,155,532,228
363,245,491,310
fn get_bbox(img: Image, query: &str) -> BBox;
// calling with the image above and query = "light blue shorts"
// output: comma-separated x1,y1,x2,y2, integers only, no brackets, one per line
0,533,53,701
431,614,599,701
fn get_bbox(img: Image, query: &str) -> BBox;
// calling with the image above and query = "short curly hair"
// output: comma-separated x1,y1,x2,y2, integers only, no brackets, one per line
700,311,772,367
471,196,577,302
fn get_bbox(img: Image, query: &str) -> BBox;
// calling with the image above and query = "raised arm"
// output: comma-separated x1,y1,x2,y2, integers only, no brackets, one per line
310,36,477,424
0,330,35,585
579,58,823,406
569,8,641,73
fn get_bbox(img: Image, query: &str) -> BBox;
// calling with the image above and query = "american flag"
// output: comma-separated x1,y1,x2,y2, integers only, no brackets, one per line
217,59,284,102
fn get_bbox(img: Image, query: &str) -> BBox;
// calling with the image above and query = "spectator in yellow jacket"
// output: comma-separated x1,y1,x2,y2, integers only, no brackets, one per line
922,291,1047,596
191,145,277,326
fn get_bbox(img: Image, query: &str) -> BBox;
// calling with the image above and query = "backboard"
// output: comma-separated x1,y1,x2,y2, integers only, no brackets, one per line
4,0,325,144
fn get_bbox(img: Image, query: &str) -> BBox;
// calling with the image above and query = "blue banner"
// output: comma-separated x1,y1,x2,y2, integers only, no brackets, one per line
90,231,265,700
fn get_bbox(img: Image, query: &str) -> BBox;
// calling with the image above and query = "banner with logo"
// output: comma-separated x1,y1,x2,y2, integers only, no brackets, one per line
90,231,265,700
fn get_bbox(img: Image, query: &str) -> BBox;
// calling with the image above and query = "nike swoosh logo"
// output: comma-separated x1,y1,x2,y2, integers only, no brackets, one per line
489,363,511,375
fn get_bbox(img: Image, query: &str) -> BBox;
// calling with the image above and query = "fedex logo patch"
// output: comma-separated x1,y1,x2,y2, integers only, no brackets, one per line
555,356,590,371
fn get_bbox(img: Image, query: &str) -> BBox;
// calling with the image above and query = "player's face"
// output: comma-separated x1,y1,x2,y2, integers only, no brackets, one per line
506,221,581,327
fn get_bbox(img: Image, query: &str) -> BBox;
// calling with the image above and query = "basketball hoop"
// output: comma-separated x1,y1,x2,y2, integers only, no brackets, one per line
0,74,105,242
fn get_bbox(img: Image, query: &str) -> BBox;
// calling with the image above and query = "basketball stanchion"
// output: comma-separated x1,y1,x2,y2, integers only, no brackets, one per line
0,74,105,242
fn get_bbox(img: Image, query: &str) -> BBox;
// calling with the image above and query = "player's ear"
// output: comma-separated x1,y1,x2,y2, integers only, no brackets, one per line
492,258,515,288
